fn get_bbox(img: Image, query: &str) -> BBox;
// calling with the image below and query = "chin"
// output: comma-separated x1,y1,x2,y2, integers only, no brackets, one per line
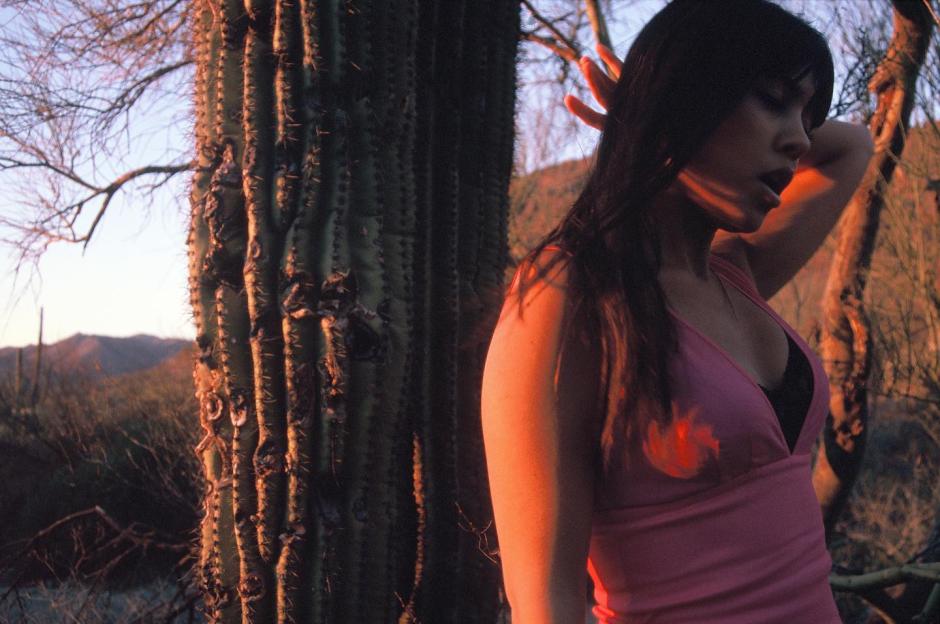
689,194,766,234
717,211,765,234
742,221,765,234
741,214,767,233
733,198,773,232
705,204,762,233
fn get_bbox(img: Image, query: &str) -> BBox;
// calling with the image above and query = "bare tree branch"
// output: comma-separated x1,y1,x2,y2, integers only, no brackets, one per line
0,0,194,266
923,0,940,28
585,0,613,51
0,159,192,247
521,0,582,61
521,30,580,62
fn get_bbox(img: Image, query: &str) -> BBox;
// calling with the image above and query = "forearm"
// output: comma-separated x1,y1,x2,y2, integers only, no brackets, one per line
738,119,873,298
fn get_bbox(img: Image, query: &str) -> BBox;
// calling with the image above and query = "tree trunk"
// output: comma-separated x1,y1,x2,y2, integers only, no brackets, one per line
187,1,520,621
812,0,933,535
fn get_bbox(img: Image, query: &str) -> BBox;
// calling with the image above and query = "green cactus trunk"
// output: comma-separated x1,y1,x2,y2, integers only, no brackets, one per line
187,1,520,621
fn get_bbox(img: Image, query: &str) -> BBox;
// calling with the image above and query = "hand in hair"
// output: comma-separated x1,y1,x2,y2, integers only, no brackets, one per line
564,43,622,130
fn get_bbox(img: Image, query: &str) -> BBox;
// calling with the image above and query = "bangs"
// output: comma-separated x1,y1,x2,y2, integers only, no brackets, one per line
754,14,834,129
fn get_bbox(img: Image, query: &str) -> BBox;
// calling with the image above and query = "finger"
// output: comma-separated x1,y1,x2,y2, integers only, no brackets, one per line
564,94,605,131
580,57,617,110
596,43,622,80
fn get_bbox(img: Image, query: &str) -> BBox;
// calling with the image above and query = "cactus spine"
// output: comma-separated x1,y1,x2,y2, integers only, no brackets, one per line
188,2,520,621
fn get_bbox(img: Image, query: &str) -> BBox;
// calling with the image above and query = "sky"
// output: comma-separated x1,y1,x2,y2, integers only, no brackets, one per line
0,190,193,348
0,0,855,349
0,1,197,349
0,42,195,349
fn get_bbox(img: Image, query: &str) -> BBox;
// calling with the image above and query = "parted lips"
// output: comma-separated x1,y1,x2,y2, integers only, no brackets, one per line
759,167,796,195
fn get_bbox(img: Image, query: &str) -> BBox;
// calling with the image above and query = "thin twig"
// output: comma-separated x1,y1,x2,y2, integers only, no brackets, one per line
520,0,581,61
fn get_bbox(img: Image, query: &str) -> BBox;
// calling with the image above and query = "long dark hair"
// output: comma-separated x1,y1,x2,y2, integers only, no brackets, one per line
515,0,834,477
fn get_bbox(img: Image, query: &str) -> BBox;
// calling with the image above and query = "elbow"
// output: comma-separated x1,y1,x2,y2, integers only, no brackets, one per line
827,123,873,186
507,590,588,624
806,120,874,169
834,119,874,152
854,124,875,156
505,571,589,624
847,128,875,184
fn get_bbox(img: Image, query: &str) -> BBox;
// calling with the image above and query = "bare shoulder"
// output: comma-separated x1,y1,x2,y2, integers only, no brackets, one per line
491,245,598,399
500,245,575,324
494,246,598,389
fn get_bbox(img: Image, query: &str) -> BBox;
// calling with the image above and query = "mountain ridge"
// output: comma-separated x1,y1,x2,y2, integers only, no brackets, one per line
0,333,191,380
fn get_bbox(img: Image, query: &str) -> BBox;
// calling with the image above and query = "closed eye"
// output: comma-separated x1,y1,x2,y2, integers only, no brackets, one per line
755,90,786,111
755,89,815,138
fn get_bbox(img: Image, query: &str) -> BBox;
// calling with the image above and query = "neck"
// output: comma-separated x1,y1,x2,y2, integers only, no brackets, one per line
651,189,718,281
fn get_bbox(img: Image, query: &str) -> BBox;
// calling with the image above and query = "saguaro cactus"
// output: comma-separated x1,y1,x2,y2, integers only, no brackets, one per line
187,1,520,621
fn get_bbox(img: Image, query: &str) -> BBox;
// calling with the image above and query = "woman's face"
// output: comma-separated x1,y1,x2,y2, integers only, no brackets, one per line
671,72,816,233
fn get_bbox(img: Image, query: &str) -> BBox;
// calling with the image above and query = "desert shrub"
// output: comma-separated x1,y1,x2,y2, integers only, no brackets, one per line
0,357,200,587
829,402,940,623
0,576,203,624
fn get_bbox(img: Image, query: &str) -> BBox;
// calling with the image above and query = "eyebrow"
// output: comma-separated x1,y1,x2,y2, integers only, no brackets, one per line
762,75,815,103
785,64,818,96
783,78,813,98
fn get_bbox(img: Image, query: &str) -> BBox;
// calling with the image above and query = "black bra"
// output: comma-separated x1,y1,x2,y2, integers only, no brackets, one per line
757,333,814,453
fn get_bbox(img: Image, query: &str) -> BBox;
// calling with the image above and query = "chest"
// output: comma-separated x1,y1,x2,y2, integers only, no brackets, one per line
594,319,824,511
661,273,789,391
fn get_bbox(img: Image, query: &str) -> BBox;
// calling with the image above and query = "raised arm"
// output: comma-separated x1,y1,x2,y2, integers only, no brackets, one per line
713,119,873,299
481,250,599,623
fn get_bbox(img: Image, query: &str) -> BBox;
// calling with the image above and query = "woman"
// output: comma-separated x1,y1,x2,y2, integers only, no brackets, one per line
480,1,874,622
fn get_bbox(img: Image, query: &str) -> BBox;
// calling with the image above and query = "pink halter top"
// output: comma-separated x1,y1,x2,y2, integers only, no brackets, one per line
586,253,841,623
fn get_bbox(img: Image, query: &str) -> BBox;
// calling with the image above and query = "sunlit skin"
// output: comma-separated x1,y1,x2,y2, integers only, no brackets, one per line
569,46,872,393
482,43,873,623
567,46,871,298
668,75,814,233
567,52,819,467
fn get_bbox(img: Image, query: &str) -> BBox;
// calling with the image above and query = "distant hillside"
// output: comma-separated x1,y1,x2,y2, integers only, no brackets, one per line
0,333,190,380
508,157,590,265
115,341,195,386
90,341,197,407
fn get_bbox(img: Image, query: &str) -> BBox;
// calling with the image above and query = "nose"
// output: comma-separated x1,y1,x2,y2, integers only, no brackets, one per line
779,113,812,161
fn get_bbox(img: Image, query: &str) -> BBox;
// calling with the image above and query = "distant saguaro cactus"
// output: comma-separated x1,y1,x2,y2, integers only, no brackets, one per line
12,307,43,414
187,1,519,622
